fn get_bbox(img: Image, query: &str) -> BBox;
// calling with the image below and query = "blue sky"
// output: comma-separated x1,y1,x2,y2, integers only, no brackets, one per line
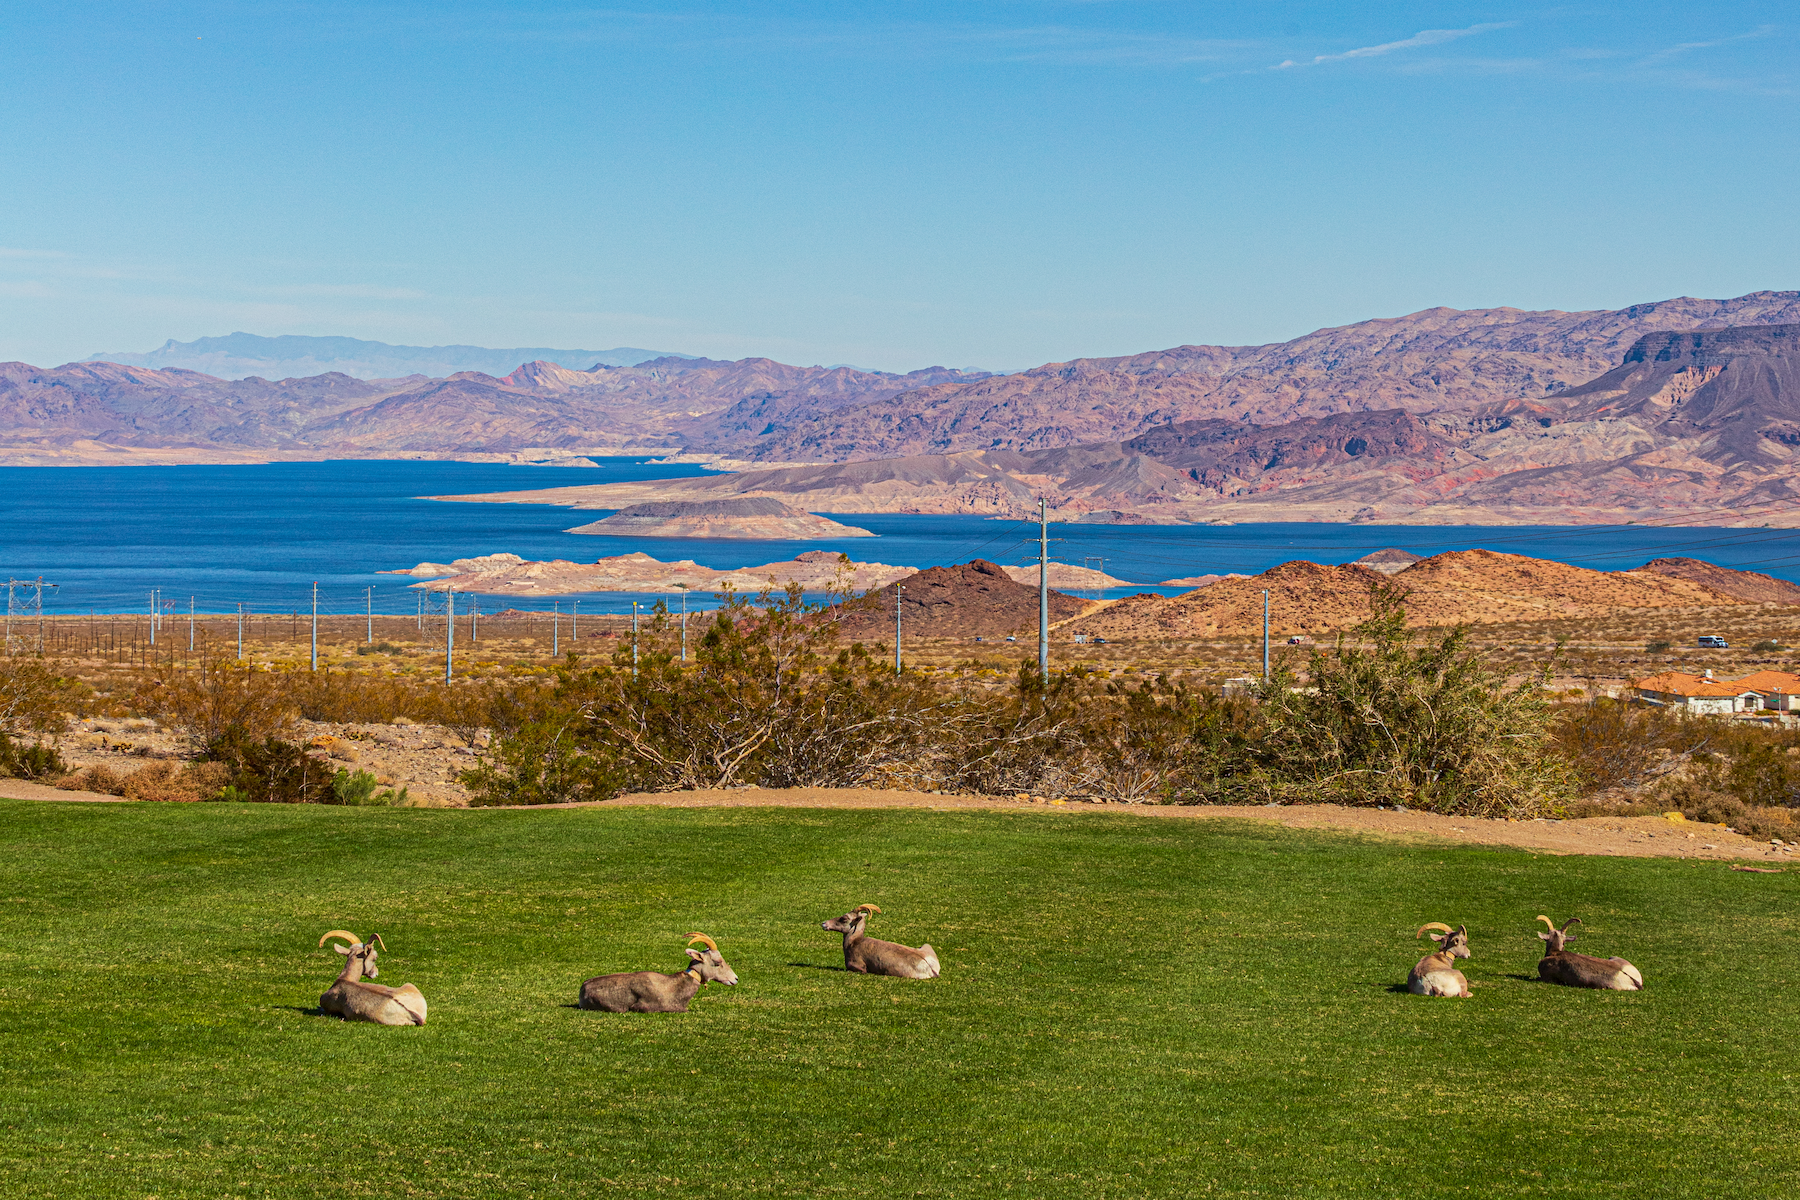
1,2,1795,372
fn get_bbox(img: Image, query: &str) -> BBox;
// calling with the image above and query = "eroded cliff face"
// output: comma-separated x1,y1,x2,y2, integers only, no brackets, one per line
432,324,1800,527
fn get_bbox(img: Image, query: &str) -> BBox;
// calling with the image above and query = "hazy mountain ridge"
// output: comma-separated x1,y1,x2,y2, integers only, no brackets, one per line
88,332,690,381
724,292,1800,462
0,351,994,461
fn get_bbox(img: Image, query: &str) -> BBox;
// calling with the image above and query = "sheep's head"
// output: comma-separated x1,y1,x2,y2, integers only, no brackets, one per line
321,929,384,978
1536,915,1581,953
821,903,881,934
682,933,738,986
1417,922,1470,960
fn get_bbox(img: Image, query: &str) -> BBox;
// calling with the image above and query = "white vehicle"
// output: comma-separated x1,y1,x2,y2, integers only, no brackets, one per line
1697,635,1729,648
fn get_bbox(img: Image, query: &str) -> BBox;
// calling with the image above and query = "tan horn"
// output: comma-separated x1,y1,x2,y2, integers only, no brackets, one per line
684,932,718,952
1535,915,1556,930
855,904,883,915
1560,917,1583,934
319,929,360,948
369,933,386,951
1416,922,1454,938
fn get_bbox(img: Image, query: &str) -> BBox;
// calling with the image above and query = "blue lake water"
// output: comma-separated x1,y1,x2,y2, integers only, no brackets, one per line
6,458,1800,615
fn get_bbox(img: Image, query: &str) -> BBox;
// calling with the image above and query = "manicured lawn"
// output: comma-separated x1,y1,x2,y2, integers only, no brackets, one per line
0,800,1794,1198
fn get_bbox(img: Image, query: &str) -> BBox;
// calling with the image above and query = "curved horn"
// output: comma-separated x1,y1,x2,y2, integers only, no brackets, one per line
319,929,360,948
684,932,718,952
1535,915,1556,931
1560,917,1583,933
369,933,386,951
855,904,883,915
1416,922,1454,938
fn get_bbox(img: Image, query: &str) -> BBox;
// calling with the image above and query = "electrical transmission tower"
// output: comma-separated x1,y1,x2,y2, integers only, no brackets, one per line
5,577,58,655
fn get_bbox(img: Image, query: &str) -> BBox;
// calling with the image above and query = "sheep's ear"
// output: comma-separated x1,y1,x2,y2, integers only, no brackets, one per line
334,943,353,956
686,948,704,962
1428,933,1444,944
1537,931,1551,942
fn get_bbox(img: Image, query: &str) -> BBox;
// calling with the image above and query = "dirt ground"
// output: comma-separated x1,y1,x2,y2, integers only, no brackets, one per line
7,776,1792,865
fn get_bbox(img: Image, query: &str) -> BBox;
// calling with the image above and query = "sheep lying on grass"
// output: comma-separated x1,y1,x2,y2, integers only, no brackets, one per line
317,930,428,1025
579,933,739,1013
821,904,940,978
1536,916,1645,990
1408,922,1472,997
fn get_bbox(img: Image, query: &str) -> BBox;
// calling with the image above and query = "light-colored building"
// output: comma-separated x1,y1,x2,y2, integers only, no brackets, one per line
1632,671,1764,716
1726,669,1800,713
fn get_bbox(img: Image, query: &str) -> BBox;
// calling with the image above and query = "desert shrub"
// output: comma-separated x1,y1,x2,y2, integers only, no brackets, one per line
327,768,408,806
57,764,127,794
1646,639,1672,653
202,731,333,803
58,760,230,802
1648,773,1800,839
288,668,441,724
1239,584,1574,816
0,658,83,743
1552,699,1714,792
1753,640,1781,653
0,732,67,779
139,653,295,748
466,586,966,805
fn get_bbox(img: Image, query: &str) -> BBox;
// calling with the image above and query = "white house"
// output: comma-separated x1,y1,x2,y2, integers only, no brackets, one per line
1632,671,1763,716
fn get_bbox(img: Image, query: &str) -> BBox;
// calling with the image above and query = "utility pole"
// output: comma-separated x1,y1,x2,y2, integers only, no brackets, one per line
631,600,640,678
365,587,373,644
1038,498,1050,679
1262,589,1270,681
149,590,157,647
675,585,690,663
471,596,479,644
189,596,195,653
572,600,579,641
237,604,245,661
894,584,904,675
311,581,319,671
445,588,455,684
552,601,560,656
5,578,57,655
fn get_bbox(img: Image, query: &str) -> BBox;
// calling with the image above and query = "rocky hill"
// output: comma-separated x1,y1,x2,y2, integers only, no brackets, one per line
1073,550,1746,639
834,560,1088,641
1638,557,1800,605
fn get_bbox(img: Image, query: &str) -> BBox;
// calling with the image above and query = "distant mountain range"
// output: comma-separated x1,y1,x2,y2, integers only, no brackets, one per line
88,333,691,381
9,290,1800,525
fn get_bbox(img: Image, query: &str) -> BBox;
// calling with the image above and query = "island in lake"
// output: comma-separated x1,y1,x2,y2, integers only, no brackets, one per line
380,549,914,595
566,497,873,539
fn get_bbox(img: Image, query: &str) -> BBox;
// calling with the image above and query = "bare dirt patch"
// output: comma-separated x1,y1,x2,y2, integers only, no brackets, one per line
610,787,1793,863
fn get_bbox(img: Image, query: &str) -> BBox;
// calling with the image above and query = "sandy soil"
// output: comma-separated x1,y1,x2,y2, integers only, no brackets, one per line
604,789,1794,863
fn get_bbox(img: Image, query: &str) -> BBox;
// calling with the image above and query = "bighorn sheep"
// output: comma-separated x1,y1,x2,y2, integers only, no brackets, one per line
1408,922,1472,997
317,930,428,1025
1535,916,1644,990
578,933,739,1013
821,904,940,978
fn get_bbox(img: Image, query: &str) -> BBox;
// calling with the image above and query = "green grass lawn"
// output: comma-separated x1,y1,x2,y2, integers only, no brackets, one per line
1,800,1795,1198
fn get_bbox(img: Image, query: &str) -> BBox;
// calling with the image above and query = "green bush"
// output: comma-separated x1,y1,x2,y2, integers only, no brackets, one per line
1753,639,1782,653
1240,583,1574,816
0,732,66,780
201,731,333,803
327,768,408,806
1646,639,1672,653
